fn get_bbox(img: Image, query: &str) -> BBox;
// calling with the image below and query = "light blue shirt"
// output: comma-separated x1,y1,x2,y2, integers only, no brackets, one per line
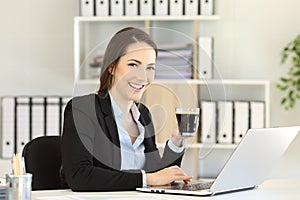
109,93,184,187
110,94,146,170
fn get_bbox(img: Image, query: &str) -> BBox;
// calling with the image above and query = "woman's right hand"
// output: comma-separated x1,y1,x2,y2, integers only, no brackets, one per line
146,165,192,186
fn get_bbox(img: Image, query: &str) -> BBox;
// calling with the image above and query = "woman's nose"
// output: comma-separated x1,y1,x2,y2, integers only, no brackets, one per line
135,66,148,80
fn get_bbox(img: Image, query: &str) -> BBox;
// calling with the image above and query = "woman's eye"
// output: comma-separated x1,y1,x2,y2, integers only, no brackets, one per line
128,63,138,68
147,66,155,70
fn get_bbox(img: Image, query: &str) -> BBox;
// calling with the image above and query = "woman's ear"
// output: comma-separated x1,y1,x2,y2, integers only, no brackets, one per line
108,67,114,75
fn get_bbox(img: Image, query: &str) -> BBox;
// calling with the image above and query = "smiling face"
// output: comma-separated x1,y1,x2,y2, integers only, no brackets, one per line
110,42,156,102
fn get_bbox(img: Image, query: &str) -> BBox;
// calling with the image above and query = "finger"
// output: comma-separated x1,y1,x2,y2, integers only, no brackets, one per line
174,175,193,181
183,177,193,184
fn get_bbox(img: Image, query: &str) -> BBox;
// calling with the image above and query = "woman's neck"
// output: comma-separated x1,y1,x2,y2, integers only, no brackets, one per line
109,89,133,114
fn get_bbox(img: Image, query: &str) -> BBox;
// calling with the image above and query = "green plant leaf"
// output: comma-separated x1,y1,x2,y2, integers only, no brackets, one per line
280,77,290,82
292,71,300,76
281,98,287,105
278,34,300,111
277,84,288,91
288,90,294,99
289,100,295,108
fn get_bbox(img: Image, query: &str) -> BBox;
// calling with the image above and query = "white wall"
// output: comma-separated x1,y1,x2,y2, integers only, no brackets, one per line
0,0,78,96
1,0,300,178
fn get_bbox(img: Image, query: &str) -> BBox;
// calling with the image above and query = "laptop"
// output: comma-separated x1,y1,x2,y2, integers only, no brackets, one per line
137,126,300,196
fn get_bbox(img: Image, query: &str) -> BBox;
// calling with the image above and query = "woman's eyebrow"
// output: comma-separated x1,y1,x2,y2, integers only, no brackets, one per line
128,59,155,66
127,59,142,64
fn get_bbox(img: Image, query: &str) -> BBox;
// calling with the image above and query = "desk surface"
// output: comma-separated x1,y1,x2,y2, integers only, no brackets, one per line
32,178,300,200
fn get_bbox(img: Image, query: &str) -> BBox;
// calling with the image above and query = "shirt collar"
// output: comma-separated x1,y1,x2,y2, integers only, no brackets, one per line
108,91,141,123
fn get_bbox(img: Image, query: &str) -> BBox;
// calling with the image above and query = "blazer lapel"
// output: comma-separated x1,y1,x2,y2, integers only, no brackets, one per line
97,93,120,147
96,92,121,169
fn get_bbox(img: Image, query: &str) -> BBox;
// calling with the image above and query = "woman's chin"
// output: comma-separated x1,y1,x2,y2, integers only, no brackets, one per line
130,93,144,102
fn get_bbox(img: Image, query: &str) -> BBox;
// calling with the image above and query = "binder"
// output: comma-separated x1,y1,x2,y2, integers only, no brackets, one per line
234,101,249,144
125,0,138,16
250,101,265,129
198,36,213,79
95,0,109,16
184,0,199,15
200,0,214,15
140,0,153,16
16,97,30,154
31,97,45,140
46,97,60,136
111,0,124,16
217,101,233,144
1,97,15,158
80,0,95,16
154,0,168,16
169,0,183,15
200,101,216,143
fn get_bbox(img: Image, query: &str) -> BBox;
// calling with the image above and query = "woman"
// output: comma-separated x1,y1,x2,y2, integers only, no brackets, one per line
61,27,192,191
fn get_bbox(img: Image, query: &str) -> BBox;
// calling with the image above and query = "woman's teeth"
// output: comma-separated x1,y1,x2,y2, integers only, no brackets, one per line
129,82,144,90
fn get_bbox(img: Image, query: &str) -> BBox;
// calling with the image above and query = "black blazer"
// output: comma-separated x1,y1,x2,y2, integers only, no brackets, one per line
61,92,184,192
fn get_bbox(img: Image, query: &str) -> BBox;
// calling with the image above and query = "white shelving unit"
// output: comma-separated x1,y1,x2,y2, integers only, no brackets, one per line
73,15,270,179
74,15,220,82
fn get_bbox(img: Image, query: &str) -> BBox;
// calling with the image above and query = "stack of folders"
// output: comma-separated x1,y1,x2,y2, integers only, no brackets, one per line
155,44,193,79
80,0,215,16
0,96,71,159
199,100,265,145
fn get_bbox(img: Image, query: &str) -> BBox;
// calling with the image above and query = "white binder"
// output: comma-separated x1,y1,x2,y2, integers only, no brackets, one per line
250,101,265,129
198,36,213,79
140,0,153,16
154,0,168,16
169,0,183,15
31,97,45,140
1,97,15,158
46,97,60,136
217,101,233,144
95,0,109,16
234,101,249,144
125,0,138,16
184,0,198,15
80,0,95,16
200,0,214,15
16,97,30,154
111,0,124,16
200,101,216,143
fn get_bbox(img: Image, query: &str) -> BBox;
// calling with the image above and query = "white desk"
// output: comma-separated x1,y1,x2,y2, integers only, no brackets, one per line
32,178,300,200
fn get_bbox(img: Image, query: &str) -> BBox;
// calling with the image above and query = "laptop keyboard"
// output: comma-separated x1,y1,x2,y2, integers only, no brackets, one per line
171,181,214,191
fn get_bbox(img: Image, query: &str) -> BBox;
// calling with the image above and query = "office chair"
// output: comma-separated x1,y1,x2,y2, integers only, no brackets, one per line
22,135,68,190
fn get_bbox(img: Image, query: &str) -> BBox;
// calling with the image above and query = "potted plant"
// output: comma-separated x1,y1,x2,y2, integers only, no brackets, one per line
277,34,300,110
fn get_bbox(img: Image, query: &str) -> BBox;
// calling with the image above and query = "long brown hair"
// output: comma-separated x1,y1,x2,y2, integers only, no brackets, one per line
97,27,158,95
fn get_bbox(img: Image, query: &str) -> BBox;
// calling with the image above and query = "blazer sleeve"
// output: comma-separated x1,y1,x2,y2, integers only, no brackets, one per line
61,100,143,192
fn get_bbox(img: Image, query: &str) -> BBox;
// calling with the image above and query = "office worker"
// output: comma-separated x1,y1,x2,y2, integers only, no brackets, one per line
61,27,192,191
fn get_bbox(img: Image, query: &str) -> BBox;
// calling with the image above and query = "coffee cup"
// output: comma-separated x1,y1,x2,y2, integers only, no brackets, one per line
175,107,200,137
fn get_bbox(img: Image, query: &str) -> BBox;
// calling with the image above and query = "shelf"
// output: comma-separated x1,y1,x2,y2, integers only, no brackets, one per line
157,143,237,149
74,15,220,22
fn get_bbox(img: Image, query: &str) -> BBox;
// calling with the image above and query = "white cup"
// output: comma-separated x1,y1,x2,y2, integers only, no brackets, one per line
6,173,32,200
